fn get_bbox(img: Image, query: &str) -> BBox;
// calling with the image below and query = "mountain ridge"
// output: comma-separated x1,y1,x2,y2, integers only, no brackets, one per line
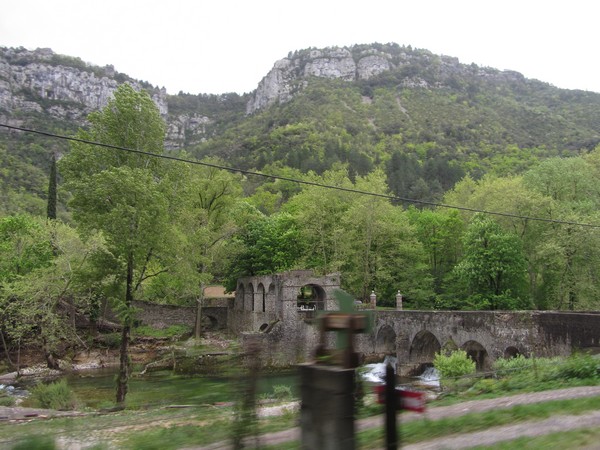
1,43,600,216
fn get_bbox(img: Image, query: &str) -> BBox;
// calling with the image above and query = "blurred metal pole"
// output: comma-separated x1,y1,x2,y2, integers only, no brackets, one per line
385,363,398,449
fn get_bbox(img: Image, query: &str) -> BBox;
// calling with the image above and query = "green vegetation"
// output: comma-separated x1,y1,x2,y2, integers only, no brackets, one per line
272,384,293,401
2,45,600,314
434,349,476,379
133,325,191,339
2,353,600,449
353,396,600,449
434,353,600,404
3,45,600,419
29,379,78,410
470,428,600,450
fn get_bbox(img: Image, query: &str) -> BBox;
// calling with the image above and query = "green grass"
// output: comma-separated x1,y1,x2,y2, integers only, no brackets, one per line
266,395,600,449
4,394,600,449
3,353,599,449
133,325,192,339
355,395,600,448
469,427,600,449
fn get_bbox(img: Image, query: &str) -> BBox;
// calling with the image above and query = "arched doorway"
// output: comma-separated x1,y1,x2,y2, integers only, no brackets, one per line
201,315,218,330
245,282,254,311
256,283,266,312
297,284,326,311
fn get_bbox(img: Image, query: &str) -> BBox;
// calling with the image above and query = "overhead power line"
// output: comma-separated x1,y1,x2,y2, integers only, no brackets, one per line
2,122,600,229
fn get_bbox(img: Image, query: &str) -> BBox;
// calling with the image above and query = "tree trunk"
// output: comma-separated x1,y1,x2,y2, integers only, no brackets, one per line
194,282,206,340
116,254,134,405
116,321,131,404
47,153,57,220
0,329,16,370
42,335,60,370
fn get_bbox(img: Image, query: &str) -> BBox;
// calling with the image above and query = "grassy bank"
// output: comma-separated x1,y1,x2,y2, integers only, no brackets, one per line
3,352,599,449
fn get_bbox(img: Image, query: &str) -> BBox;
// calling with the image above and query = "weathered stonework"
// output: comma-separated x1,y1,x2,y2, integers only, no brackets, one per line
231,270,341,366
109,294,600,372
362,310,600,375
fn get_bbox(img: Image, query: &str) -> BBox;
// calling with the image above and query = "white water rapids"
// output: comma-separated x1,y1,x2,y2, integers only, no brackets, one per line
361,356,440,388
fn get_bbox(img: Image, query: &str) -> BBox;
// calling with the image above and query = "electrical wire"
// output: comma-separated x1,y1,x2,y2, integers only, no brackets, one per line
2,122,600,229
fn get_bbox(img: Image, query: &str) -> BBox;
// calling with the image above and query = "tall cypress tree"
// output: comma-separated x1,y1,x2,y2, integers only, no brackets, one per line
47,153,57,220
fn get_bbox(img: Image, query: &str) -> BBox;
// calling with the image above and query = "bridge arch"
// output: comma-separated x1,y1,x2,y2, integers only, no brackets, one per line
202,314,218,330
503,346,523,359
375,325,396,355
409,330,441,366
245,282,254,311
462,340,490,370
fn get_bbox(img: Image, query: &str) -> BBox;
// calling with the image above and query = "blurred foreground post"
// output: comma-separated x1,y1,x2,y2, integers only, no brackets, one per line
385,363,398,450
300,289,373,450
232,335,261,449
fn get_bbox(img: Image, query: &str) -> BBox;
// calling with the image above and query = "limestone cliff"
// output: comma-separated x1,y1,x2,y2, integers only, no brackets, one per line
0,47,211,148
0,44,534,146
246,44,526,114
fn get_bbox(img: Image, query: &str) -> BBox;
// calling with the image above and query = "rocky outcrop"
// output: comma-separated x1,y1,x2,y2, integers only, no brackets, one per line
1,45,530,140
246,44,528,114
246,46,393,113
0,47,164,118
0,47,211,148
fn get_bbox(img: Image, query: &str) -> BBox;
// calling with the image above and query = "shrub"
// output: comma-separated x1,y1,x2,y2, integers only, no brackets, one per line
556,353,599,380
134,325,191,339
493,354,534,375
272,384,293,400
11,435,57,450
30,379,78,410
0,393,15,406
434,350,476,379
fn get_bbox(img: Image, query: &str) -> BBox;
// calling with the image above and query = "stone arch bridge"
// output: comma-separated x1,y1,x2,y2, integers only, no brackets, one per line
220,271,600,372
369,310,600,375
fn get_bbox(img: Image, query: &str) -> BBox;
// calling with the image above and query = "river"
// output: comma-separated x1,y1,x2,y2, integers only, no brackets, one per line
2,367,299,409
2,357,437,408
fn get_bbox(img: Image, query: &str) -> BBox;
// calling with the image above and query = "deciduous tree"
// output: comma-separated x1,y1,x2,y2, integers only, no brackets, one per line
60,84,170,405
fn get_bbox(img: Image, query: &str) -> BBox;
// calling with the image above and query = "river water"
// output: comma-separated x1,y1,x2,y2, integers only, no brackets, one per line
2,357,437,408
2,368,299,409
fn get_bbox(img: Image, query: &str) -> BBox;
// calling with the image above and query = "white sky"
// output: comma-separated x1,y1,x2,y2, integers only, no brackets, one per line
2,0,599,95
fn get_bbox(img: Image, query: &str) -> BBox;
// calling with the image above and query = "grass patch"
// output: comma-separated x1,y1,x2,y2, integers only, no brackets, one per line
133,325,191,339
431,353,600,406
0,394,15,406
125,419,233,450
355,395,600,448
10,435,58,450
28,379,78,410
470,427,600,449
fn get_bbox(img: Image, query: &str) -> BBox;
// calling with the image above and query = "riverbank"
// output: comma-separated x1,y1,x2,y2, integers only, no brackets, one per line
0,331,238,380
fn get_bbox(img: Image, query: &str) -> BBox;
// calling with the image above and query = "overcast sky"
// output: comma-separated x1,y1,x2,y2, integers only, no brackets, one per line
2,1,599,95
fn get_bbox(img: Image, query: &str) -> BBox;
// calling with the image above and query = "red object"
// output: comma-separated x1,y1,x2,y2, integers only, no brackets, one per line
374,385,426,413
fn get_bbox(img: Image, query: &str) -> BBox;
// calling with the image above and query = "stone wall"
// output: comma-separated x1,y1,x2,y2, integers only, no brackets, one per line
102,300,229,331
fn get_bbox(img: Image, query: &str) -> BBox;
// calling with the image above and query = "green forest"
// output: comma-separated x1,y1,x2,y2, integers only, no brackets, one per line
2,44,600,383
